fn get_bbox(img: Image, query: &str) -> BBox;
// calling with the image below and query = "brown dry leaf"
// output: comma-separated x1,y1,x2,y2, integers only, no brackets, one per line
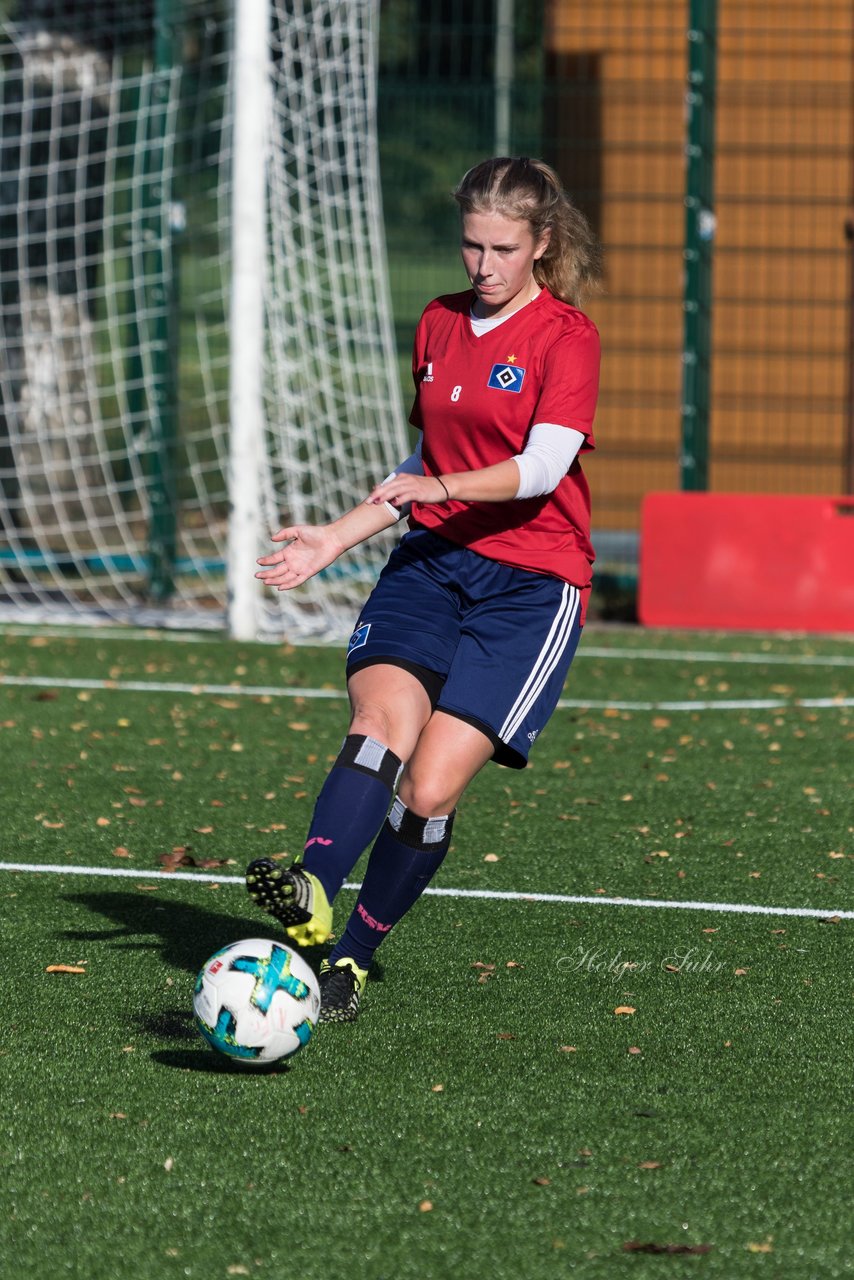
746,1239,774,1254
734,968,749,976
496,1032,515,1040
627,1046,642,1055
558,1045,577,1053
483,853,500,862
96,817,111,827
159,849,231,873
532,1176,551,1186
614,1006,636,1015
638,1160,662,1169
113,847,132,859
288,722,310,731
46,964,86,975
418,1200,433,1213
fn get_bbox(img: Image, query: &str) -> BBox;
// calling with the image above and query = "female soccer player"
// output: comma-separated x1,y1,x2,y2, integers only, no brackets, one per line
246,156,602,1022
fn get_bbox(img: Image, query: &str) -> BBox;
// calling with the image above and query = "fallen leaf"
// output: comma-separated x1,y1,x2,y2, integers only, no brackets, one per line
163,1157,174,1172
627,1046,642,1055
113,847,132,859
419,1200,433,1212
746,1239,774,1254
532,1176,551,1186
638,1160,662,1169
483,853,500,862
614,1006,636,1015
46,964,86,975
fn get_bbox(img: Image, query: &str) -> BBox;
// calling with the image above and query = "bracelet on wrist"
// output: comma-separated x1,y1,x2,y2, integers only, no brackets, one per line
437,477,451,503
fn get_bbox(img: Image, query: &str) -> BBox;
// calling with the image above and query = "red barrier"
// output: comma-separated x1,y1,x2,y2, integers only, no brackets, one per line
638,492,854,632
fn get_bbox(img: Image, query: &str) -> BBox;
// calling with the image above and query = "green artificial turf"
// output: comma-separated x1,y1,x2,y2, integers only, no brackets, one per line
1,623,852,1278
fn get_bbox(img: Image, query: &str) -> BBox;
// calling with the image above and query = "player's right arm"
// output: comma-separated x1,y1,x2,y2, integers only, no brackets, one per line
256,500,399,591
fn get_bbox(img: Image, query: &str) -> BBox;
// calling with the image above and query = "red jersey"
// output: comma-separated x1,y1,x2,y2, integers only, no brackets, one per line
408,286,601,612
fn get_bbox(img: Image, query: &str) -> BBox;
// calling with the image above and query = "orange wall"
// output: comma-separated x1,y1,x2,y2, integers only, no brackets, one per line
545,0,853,532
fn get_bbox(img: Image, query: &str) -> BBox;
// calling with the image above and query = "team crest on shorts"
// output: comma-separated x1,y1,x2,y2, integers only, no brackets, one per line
348,622,371,654
487,363,526,393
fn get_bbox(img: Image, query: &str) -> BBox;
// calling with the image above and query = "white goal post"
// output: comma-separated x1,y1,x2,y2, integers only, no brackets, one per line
0,0,409,641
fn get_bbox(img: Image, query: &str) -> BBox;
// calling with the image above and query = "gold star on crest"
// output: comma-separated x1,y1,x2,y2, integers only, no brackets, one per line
506,354,517,364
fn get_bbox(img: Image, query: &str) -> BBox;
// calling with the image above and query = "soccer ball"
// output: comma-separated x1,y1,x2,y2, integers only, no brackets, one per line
193,938,320,1065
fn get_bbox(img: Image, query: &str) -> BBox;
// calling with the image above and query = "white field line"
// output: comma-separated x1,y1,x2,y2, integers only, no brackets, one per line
3,621,854,667
581,646,854,668
0,673,851,713
0,859,850,921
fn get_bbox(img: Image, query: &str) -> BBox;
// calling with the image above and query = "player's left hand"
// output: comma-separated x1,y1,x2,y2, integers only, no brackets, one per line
366,473,451,508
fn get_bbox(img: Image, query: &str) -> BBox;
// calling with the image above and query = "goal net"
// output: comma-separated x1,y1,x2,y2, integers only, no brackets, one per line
0,0,408,640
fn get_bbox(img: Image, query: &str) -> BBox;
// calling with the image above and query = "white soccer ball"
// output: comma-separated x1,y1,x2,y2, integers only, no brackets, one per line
193,938,320,1065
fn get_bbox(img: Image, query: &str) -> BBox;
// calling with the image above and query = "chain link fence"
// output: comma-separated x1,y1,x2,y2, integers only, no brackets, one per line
378,0,854,612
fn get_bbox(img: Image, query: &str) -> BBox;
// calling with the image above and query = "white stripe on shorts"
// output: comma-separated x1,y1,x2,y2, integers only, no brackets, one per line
498,583,580,745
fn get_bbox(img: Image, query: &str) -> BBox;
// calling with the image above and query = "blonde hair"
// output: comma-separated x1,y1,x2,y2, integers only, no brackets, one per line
453,156,602,309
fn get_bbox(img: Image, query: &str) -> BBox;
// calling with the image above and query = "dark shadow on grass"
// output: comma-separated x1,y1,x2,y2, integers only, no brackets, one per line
61,890,330,976
151,1048,294,1076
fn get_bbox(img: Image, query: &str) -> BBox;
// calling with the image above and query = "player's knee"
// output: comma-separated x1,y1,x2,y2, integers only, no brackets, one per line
397,770,457,820
349,704,395,746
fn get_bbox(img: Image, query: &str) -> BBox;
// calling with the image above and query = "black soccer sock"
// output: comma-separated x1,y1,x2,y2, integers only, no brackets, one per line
328,797,455,971
300,735,402,904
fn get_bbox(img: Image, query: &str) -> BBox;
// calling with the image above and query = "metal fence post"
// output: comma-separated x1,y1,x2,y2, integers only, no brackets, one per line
146,0,182,602
680,0,717,491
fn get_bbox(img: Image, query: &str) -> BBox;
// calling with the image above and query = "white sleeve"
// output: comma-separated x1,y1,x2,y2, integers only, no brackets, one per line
382,437,424,519
512,423,585,499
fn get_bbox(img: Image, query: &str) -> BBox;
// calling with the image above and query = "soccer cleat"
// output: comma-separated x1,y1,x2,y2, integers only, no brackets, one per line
244,859,333,947
318,958,368,1023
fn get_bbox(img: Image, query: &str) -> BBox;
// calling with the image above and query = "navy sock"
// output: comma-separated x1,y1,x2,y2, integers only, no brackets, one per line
300,735,401,904
329,797,455,971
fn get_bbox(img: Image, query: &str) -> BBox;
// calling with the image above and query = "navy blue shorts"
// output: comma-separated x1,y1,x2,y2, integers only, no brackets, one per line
346,529,582,769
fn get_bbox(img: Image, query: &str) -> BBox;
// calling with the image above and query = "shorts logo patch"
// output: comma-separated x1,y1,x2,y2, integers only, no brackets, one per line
488,363,525,393
347,622,371,655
